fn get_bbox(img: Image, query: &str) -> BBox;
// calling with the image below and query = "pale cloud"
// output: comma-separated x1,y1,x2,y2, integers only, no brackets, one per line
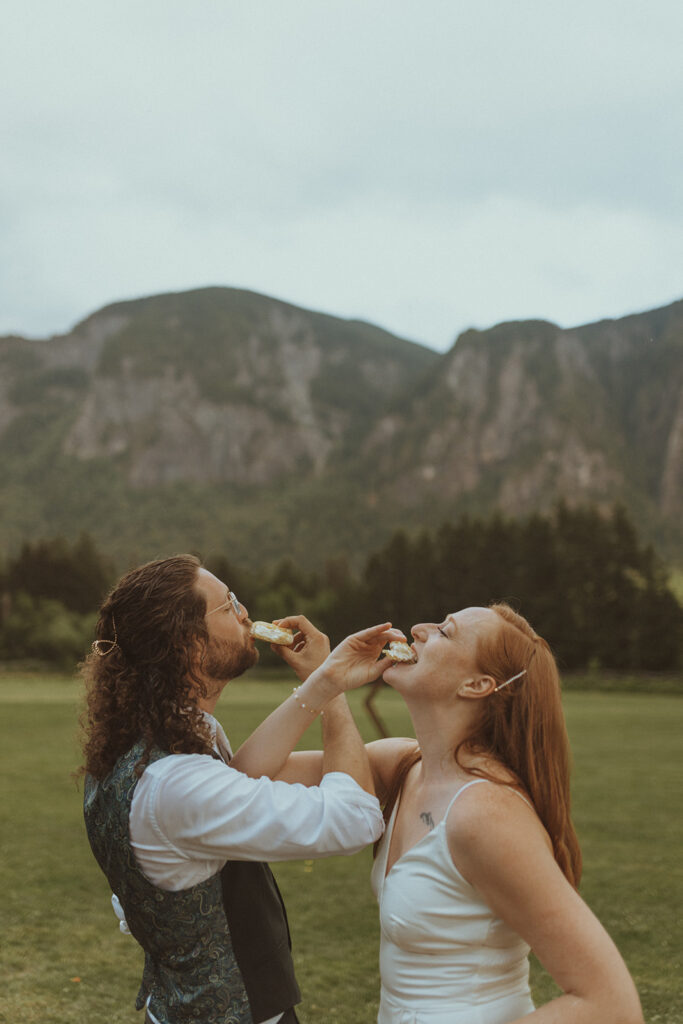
1,0,682,349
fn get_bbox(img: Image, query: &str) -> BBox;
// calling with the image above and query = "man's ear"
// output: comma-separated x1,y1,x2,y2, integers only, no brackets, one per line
457,675,496,700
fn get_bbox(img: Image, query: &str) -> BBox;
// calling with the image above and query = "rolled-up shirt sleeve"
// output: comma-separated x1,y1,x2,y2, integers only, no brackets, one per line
132,755,384,868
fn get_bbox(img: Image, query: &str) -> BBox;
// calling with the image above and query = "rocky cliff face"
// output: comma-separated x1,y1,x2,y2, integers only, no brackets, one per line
0,287,681,565
366,304,683,528
662,390,683,516
1,288,435,489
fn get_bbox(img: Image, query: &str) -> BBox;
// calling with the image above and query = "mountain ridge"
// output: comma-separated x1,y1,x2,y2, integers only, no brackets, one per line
0,286,681,570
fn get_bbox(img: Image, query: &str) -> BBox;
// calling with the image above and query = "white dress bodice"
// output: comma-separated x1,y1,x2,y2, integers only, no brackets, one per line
370,779,535,1023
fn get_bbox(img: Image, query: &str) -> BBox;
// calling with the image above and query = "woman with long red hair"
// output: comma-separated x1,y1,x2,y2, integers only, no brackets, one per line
275,603,644,1024
367,602,643,1023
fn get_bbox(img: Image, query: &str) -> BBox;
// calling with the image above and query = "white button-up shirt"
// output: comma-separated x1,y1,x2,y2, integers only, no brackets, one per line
114,715,384,1024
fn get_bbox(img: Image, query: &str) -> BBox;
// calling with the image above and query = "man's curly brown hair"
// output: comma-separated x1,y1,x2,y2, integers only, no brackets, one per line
79,553,215,780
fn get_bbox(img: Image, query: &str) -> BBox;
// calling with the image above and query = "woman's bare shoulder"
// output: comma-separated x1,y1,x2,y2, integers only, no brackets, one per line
365,738,419,799
445,776,551,869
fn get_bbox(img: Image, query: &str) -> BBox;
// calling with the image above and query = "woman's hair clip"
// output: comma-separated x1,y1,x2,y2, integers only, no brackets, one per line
494,668,526,692
92,616,118,657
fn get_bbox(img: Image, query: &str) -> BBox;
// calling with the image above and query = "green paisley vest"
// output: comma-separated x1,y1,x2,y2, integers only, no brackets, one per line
84,742,300,1024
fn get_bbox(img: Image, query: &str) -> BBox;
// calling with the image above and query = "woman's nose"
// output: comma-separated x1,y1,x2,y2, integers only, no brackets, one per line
411,622,428,640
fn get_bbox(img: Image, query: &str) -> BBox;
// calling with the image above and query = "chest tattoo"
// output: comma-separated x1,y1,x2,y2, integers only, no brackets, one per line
419,811,435,829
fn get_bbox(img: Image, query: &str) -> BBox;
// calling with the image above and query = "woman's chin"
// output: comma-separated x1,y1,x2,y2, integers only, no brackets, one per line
381,664,396,687
382,662,415,689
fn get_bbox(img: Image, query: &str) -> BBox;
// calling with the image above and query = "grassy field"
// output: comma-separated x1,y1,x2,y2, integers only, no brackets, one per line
0,671,681,1024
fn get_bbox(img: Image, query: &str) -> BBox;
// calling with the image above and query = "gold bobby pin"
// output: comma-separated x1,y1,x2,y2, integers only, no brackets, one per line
92,615,119,657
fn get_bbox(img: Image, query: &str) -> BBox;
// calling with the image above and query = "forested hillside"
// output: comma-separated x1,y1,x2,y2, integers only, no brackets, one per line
0,287,682,570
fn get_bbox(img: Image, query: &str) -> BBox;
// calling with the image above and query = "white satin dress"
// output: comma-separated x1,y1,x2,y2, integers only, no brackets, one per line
371,779,536,1024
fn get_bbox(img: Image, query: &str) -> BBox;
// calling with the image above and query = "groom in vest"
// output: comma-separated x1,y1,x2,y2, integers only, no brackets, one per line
81,554,384,1024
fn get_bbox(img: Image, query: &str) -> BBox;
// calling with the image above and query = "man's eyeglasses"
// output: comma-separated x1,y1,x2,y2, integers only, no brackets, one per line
206,591,242,617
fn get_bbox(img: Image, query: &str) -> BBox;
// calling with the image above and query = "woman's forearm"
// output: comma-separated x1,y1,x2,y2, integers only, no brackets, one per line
509,988,643,1024
230,666,340,778
232,622,399,779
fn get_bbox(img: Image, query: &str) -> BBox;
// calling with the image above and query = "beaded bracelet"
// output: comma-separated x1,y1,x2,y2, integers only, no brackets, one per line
291,686,323,717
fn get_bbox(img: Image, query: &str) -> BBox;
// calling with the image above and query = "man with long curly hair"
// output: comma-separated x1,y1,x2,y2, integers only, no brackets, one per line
81,553,397,1024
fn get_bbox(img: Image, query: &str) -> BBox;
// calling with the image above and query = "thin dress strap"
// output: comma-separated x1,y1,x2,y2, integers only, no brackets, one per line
509,788,534,812
441,778,489,822
444,778,535,822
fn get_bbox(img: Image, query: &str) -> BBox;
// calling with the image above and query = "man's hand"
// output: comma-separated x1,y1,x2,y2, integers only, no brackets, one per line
271,615,331,681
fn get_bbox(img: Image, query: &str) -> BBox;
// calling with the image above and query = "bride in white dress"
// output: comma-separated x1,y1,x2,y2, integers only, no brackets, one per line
273,604,644,1024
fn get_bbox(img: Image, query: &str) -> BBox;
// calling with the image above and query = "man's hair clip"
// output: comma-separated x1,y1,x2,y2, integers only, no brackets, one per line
92,616,119,657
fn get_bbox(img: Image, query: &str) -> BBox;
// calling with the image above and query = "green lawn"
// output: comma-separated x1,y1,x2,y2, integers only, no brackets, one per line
0,672,680,1023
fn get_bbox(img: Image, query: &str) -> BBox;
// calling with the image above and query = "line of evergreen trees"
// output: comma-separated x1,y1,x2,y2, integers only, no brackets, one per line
1,505,682,671
209,504,683,672
0,534,112,668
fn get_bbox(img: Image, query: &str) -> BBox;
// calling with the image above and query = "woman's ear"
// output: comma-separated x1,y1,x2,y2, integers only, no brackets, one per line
457,675,496,700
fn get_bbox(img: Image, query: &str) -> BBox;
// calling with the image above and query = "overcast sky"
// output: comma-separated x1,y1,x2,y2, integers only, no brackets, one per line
2,0,682,352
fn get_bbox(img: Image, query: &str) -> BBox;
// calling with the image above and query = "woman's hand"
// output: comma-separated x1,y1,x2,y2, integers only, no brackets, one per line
314,623,405,694
232,621,402,785
270,615,331,681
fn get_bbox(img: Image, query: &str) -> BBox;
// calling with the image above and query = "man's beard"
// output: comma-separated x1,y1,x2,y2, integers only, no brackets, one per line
201,633,258,682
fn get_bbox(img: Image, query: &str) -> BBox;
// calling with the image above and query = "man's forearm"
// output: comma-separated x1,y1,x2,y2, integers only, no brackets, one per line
322,694,375,796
